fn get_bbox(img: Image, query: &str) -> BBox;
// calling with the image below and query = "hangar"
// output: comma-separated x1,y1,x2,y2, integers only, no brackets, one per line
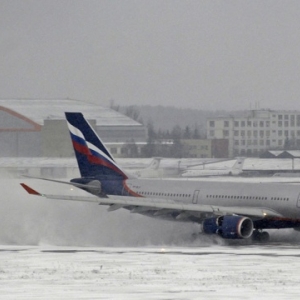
0,99,147,157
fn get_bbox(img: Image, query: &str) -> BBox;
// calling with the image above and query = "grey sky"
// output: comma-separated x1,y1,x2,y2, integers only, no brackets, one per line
1,0,300,110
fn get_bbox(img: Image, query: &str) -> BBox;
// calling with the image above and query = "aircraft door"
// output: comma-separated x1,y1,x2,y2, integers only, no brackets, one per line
192,190,200,204
297,193,300,208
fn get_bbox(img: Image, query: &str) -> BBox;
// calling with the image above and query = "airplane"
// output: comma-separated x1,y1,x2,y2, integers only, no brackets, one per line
128,157,165,178
181,158,245,177
125,157,233,178
20,112,300,243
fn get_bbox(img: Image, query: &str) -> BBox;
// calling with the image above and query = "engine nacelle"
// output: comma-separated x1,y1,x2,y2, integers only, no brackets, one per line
203,215,253,239
86,180,102,196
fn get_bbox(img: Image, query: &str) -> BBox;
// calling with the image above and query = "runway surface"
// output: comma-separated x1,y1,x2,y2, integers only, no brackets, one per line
1,244,300,299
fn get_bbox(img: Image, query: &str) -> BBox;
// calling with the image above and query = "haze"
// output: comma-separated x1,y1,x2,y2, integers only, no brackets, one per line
1,0,300,110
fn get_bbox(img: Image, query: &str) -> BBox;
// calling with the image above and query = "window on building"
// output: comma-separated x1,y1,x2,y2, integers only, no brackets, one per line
223,130,229,137
253,131,258,137
284,115,289,120
247,121,252,126
209,130,214,137
209,121,215,127
121,148,128,154
260,130,264,137
284,121,289,127
284,130,288,137
266,140,270,146
278,130,282,136
241,140,246,146
241,121,245,127
278,140,283,146
266,130,270,137
234,130,239,136
234,121,239,127
278,115,283,120
260,140,264,146
224,121,229,127
253,121,258,127
291,115,295,126
111,148,118,154
266,121,270,127
234,140,239,145
278,121,282,127
247,131,251,137
241,130,245,136
260,121,264,127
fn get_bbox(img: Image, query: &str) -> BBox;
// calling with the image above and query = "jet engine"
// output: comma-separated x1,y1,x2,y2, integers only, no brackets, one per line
202,215,253,239
70,178,103,196
86,180,102,196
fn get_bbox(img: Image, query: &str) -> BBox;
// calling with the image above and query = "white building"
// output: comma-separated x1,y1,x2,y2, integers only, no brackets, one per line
0,99,147,158
207,110,300,157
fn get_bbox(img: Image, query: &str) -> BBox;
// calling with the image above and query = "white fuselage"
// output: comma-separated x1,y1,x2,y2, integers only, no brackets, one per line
125,178,300,219
181,169,240,177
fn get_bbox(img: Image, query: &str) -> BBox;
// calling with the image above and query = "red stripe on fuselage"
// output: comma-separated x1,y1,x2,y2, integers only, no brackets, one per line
123,180,142,197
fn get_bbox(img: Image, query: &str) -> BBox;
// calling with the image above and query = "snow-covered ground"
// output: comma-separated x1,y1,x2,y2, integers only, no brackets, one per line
1,245,300,299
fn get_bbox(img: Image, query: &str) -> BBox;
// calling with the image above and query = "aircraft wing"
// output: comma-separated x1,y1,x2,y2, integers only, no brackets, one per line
20,183,282,219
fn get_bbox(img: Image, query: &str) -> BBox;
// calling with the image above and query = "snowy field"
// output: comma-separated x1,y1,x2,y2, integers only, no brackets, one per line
1,245,300,299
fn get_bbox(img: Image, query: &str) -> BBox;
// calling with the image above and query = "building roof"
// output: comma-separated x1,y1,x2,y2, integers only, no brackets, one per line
278,150,300,158
261,150,300,159
206,109,300,120
0,99,142,126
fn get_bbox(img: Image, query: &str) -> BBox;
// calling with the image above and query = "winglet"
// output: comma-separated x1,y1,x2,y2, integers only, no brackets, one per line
20,183,41,195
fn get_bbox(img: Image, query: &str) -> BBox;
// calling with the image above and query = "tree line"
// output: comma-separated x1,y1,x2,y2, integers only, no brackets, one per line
111,104,205,158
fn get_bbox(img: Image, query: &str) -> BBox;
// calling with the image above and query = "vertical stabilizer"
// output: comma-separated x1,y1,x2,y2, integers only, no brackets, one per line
231,157,245,175
65,112,128,179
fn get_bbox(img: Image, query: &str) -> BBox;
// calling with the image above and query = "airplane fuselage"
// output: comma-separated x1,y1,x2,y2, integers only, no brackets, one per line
79,177,300,227
128,179,300,216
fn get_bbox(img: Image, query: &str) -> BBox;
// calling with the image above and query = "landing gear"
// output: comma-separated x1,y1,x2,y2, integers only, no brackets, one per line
252,230,270,243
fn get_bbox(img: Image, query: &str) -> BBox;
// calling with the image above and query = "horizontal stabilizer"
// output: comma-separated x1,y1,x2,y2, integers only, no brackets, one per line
20,183,41,196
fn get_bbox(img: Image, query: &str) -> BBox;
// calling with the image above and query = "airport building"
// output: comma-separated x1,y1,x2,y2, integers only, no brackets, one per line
207,109,300,157
0,99,147,158
181,139,229,158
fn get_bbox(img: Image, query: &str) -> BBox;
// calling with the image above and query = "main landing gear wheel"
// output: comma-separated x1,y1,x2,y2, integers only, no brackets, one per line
252,230,270,243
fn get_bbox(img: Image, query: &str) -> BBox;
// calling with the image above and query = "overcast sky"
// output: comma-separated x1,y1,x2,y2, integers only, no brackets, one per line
1,0,300,110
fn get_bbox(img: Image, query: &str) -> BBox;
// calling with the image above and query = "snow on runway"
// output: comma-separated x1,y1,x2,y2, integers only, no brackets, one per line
1,245,300,299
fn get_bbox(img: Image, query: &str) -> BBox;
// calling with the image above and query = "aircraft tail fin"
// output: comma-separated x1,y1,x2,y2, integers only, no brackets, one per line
232,157,245,174
147,157,162,170
65,112,130,180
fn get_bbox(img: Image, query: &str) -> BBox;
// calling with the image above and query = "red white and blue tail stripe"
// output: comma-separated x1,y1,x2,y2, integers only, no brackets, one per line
65,112,128,180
